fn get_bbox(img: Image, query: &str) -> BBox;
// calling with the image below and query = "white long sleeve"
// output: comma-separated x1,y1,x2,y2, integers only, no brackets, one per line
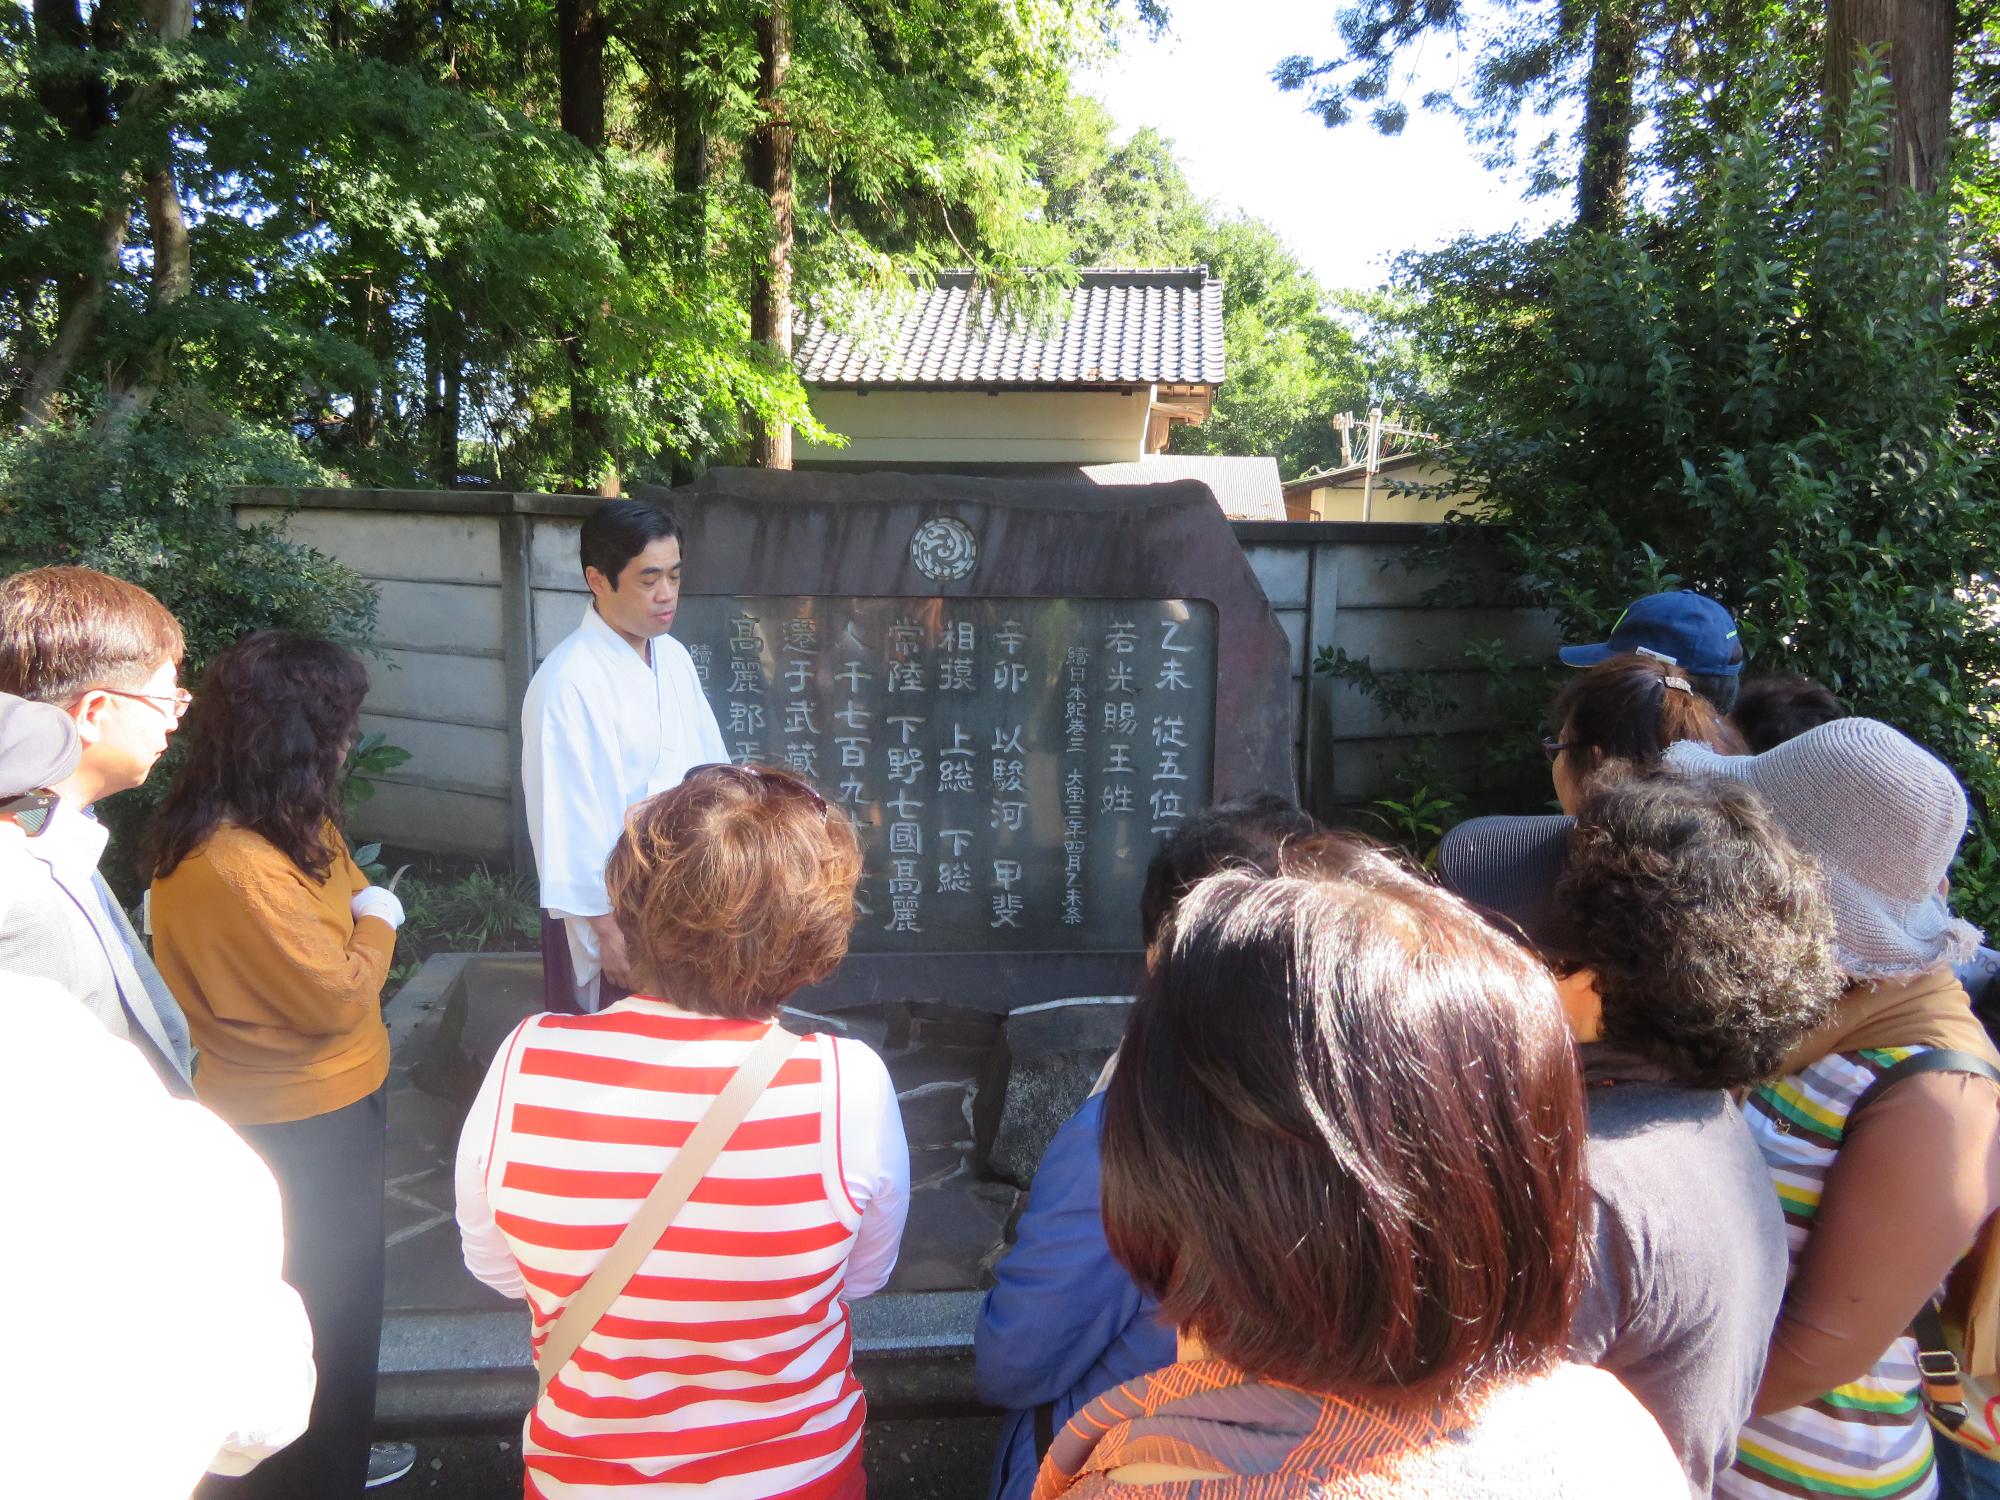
832,1036,910,1299
522,674,627,918
454,1019,531,1299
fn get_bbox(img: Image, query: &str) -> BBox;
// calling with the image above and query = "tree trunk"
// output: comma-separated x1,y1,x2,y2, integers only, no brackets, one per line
17,195,132,426
347,271,377,450
1824,0,1952,195
558,0,606,148
15,0,124,425
559,0,613,491
669,6,709,212
440,334,462,486
665,6,711,484
749,0,794,470
91,0,193,430
1576,0,1639,231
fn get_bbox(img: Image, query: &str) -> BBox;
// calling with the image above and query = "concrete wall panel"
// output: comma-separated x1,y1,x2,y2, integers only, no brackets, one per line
1326,733,1488,804
531,587,590,663
256,507,503,584
349,778,512,860
372,579,503,656
1243,542,1308,609
529,517,586,590
1332,606,1560,672
1324,673,1511,742
356,712,511,795
364,649,508,730
1329,544,1518,610
1276,607,1306,679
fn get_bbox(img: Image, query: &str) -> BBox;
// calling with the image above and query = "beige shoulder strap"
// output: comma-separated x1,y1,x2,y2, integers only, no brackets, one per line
533,1023,801,1397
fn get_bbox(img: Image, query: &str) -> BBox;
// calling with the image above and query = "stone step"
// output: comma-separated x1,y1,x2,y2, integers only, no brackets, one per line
376,1291,984,1436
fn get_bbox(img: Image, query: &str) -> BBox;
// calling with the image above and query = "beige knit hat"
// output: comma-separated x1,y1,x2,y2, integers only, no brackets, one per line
1665,717,1980,978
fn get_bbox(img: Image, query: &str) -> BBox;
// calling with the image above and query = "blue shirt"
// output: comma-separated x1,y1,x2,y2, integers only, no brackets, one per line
974,1091,1175,1500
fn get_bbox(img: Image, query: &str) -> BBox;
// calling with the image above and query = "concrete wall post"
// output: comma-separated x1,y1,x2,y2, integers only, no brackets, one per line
498,503,535,875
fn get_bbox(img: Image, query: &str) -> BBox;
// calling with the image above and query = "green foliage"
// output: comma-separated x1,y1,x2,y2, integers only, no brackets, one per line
1361,784,1458,868
1272,0,1812,208
393,864,541,977
342,731,413,814
1,0,1131,488
1344,60,2000,922
0,398,381,891
0,399,379,664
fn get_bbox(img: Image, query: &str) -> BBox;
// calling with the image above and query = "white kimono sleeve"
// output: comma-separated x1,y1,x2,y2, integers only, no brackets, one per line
525,675,627,918
693,669,728,766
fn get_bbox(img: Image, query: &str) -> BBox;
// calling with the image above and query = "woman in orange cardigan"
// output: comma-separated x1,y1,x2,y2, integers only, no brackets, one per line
149,630,405,1500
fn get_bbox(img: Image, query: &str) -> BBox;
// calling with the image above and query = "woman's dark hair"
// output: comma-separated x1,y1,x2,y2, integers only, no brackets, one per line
1103,842,1586,1403
1732,675,1847,755
1138,792,1322,945
148,631,369,882
1553,651,1738,778
580,500,682,586
1559,771,1840,1088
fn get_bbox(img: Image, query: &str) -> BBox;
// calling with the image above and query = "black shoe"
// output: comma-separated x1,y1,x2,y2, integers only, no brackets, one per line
365,1442,418,1489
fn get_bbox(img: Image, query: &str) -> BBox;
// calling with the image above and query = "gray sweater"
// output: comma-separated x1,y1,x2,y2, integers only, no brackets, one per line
1570,1048,1788,1498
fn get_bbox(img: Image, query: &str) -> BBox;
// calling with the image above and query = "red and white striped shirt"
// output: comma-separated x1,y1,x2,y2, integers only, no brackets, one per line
456,998,909,1499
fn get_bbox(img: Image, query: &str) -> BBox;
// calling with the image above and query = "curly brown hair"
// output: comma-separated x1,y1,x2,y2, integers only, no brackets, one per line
147,631,367,882
606,764,862,1017
1559,770,1840,1089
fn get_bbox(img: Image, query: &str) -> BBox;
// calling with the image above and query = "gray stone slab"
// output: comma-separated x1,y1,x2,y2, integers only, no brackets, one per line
897,1082,973,1150
889,1185,1014,1293
1002,995,1132,1054
886,1040,995,1095
782,1004,891,1051
975,997,1131,1186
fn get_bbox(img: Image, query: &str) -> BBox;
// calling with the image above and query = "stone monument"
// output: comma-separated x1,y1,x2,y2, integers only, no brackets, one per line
639,466,1296,1009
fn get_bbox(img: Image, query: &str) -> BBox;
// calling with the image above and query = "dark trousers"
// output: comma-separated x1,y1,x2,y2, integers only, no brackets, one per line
539,913,629,1015
201,1085,388,1500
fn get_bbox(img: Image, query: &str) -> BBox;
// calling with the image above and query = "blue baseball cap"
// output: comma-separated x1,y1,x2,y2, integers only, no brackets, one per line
1558,591,1743,676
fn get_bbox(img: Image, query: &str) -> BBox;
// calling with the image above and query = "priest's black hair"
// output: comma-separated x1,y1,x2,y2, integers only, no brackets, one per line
581,500,683,587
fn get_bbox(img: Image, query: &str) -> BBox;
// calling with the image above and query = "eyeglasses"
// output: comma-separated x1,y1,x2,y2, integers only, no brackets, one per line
1541,737,1578,763
96,685,193,722
0,787,58,836
686,762,829,814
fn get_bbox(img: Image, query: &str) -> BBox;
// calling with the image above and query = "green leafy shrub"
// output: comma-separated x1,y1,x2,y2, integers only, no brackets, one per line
0,398,381,889
1338,62,2000,927
391,864,541,981
0,398,378,661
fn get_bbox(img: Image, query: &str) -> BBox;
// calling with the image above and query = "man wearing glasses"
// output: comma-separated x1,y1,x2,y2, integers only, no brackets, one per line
0,566,195,1092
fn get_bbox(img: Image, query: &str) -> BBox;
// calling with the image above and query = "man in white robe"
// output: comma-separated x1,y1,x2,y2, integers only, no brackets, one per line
522,501,726,1012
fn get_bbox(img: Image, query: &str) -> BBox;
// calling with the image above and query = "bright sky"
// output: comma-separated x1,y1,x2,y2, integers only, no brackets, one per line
1077,0,1568,291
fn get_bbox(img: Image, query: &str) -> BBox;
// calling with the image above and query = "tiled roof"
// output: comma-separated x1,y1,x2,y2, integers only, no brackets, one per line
1081,456,1284,520
795,268,1226,388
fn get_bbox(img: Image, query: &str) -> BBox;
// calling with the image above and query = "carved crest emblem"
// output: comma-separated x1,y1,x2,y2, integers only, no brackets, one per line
908,515,978,582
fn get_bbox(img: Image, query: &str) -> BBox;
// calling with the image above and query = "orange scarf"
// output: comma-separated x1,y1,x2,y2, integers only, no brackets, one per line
1032,1360,1449,1500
